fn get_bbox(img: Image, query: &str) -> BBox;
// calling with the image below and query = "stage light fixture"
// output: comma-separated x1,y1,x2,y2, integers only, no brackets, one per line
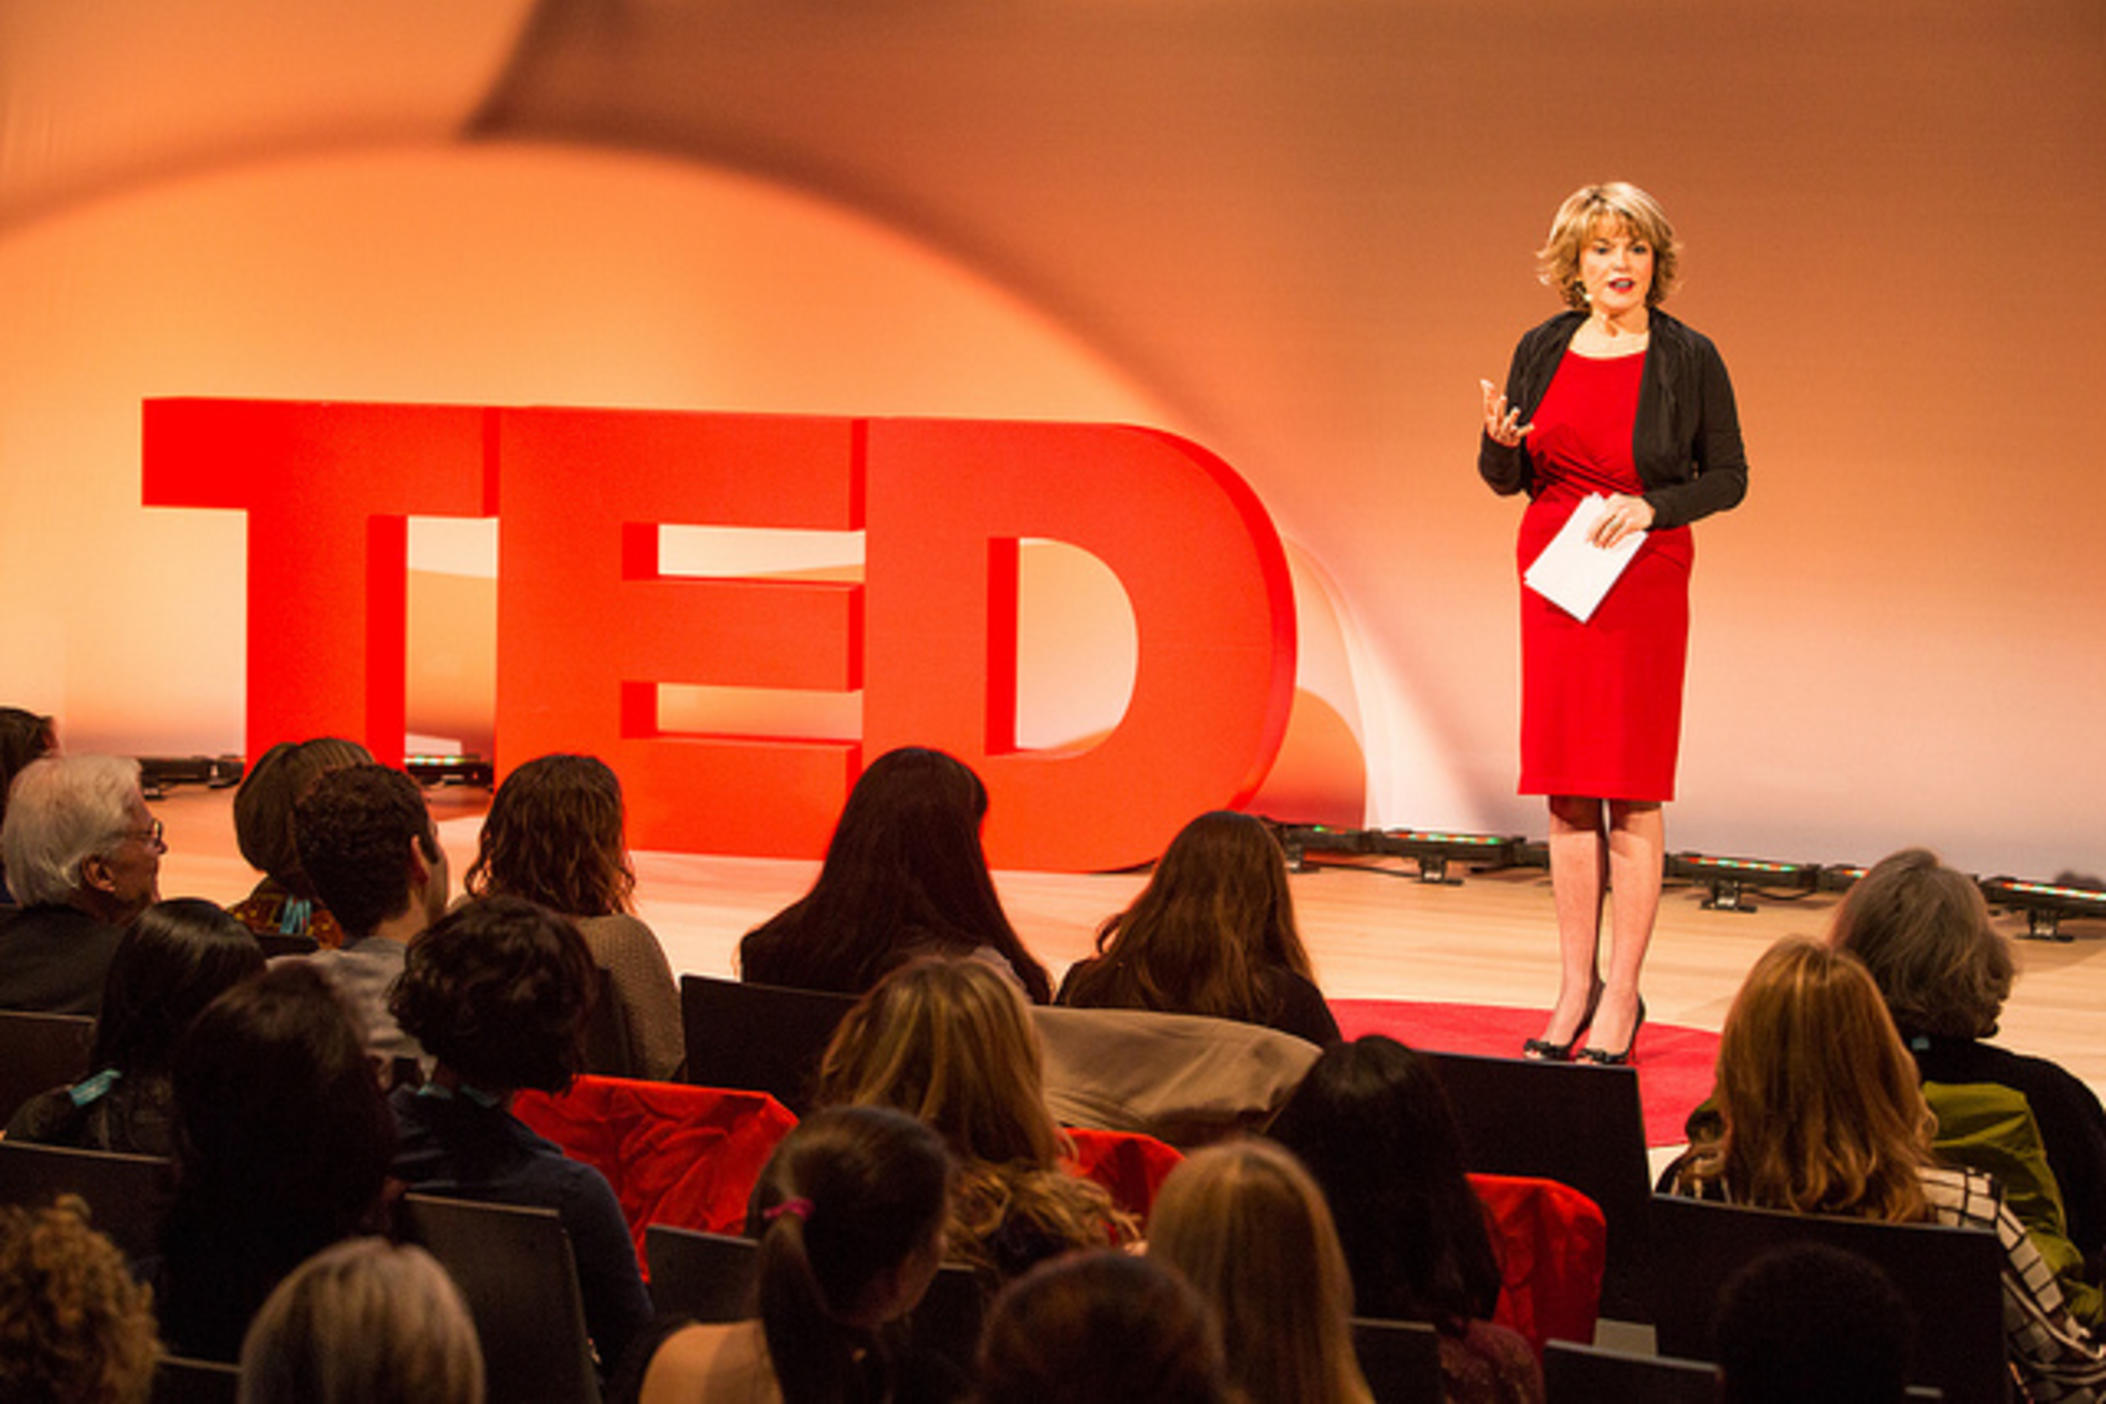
1369,829,1526,885
1979,877,2106,943
138,754,245,797
1817,864,1867,893
406,754,495,788
1263,821,1374,873
1667,852,1820,913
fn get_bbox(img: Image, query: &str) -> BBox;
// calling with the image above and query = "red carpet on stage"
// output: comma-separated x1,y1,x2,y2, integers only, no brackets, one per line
1331,1000,1718,1148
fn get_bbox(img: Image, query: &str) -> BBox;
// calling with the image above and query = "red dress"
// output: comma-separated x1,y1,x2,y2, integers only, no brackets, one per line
1516,350,1693,801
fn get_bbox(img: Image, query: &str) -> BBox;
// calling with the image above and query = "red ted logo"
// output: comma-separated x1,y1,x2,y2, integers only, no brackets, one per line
143,399,1295,871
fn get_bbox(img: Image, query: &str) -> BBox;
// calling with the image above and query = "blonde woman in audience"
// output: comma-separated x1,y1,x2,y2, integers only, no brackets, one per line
1670,938,2106,1400
0,1197,158,1404
1057,810,1340,1045
630,1105,962,1404
238,1238,483,1404
815,957,1134,1289
463,753,683,1079
1147,1138,1375,1404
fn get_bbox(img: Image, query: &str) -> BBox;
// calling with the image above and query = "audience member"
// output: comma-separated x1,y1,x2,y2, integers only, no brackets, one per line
628,1105,961,1404
1711,1241,1914,1404
1057,810,1339,1044
0,705,56,904
0,755,162,1013
815,957,1134,1290
1668,938,2106,1398
1147,1138,1375,1404
158,963,394,1361
463,753,682,1079
6,898,265,1155
1268,1036,1542,1403
738,747,1050,1001
1837,846,2106,1318
227,736,372,947
388,895,652,1374
974,1249,1234,1404
0,1196,159,1404
238,1238,484,1404
291,763,449,1074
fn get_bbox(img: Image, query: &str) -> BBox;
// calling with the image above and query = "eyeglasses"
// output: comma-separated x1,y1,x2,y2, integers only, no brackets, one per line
127,818,166,848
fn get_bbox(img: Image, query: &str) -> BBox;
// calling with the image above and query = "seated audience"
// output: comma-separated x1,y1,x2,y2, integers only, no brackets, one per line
1146,1138,1375,1404
1667,938,2106,1399
1837,846,2106,1318
227,736,372,947
974,1250,1234,1404
238,1238,484,1404
0,1196,158,1404
628,1106,961,1404
1057,810,1339,1044
1712,1242,1914,1404
0,705,56,904
463,753,683,1079
738,747,1051,1001
158,963,395,1361
6,898,265,1155
387,896,652,1374
1267,1036,1542,1404
291,763,449,1074
0,755,162,1013
815,957,1134,1289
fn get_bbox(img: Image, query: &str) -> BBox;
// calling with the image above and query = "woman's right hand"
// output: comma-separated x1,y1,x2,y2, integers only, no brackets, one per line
1480,379,1532,446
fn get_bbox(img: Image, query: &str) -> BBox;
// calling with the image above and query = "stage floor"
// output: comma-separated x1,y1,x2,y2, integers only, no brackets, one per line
152,783,2106,1101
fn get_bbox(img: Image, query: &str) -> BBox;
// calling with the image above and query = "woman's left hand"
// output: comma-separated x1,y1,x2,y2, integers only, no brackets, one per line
1590,494,1655,549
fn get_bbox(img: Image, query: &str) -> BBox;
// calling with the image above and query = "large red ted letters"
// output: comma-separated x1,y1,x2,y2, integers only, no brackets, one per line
142,399,1295,872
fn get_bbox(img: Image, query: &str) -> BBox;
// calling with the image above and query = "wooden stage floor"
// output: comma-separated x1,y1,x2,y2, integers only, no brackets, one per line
153,783,2106,1102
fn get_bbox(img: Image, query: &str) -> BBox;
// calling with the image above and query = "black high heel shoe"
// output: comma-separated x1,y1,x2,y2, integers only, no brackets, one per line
1579,997,1646,1066
1522,980,1605,1061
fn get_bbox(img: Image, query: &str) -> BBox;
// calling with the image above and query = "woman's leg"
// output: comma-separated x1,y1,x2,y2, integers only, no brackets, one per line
1589,799,1665,1054
1537,794,1607,1048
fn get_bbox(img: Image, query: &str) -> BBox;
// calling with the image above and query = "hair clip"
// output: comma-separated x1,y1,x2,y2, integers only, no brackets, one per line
764,1196,814,1223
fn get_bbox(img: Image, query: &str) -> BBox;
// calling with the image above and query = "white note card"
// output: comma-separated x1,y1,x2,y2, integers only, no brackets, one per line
1523,493,1644,623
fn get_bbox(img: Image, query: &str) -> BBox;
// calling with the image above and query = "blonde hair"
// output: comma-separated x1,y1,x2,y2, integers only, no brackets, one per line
816,958,1133,1282
1680,939,1936,1223
0,1197,158,1404
1535,181,1681,309
1832,847,2013,1039
1147,1140,1374,1404
238,1238,483,1404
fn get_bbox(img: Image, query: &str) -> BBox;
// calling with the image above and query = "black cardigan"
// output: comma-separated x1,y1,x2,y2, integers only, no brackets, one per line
1478,308,1749,531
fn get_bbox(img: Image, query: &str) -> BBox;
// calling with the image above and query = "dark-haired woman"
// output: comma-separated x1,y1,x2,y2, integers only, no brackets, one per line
738,748,1051,1002
158,962,395,1361
976,1250,1234,1404
388,896,653,1374
0,705,55,905
1269,1036,1542,1404
629,1105,961,1404
1057,810,1339,1045
464,753,683,1079
7,898,265,1155
227,736,372,947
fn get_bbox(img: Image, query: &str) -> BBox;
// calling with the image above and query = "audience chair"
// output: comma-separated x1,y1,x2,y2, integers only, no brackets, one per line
905,1259,986,1375
0,1009,95,1123
0,1141,172,1264
1349,1316,1443,1404
644,1225,756,1322
579,965,637,1079
151,1354,241,1404
678,975,856,1114
1647,1193,2002,1404
1542,1341,1719,1404
1426,1050,1652,1320
400,1192,602,1404
251,932,319,959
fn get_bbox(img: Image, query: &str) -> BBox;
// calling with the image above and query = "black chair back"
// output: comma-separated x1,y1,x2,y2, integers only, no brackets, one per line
0,1141,173,1264
400,1193,602,1404
151,1354,241,1404
0,1009,95,1123
1543,1340,1718,1403
252,932,319,959
1647,1193,2003,1404
644,1224,756,1322
1349,1316,1443,1404
580,965,636,1078
679,974,857,1113
1426,1050,1652,1320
